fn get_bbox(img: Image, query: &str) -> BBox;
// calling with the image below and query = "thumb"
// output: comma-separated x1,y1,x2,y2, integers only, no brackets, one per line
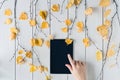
65,64,73,73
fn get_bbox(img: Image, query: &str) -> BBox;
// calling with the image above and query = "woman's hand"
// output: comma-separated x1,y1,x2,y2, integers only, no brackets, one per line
65,54,86,80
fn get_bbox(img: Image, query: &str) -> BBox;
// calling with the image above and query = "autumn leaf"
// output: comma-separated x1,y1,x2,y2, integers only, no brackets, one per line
29,64,37,72
51,4,60,12
39,10,47,20
84,7,93,15
48,35,54,40
4,9,12,16
16,56,25,64
66,0,81,9
104,19,111,27
65,38,73,45
107,48,115,58
61,27,68,33
83,38,90,47
10,27,19,34
9,27,19,40
25,51,32,58
97,25,108,39
45,40,50,48
96,50,102,61
76,21,84,32
104,9,111,18
65,19,72,26
19,12,28,20
41,21,49,29
30,38,43,47
18,50,24,54
5,18,12,24
45,75,52,80
29,19,37,26
99,0,110,7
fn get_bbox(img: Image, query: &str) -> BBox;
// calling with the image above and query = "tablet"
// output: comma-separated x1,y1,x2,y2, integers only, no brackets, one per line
50,39,73,74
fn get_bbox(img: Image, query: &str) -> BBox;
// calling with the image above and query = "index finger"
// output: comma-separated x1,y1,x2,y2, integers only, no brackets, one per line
67,54,74,67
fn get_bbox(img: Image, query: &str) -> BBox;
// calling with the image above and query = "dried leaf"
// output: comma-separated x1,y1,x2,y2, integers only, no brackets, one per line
99,0,110,7
76,21,84,32
9,32,16,40
29,19,37,26
25,51,32,58
38,65,44,73
45,75,52,80
51,4,60,12
85,7,93,15
107,48,115,58
5,18,12,24
4,9,12,16
18,50,24,54
48,35,54,40
41,21,49,29
45,40,50,48
96,50,102,61
65,19,72,26
39,10,47,20
19,12,28,20
74,0,81,5
65,38,73,45
66,0,74,9
29,64,37,72
97,25,108,39
104,9,111,18
30,38,43,46
83,38,90,47
16,56,25,64
66,0,81,9
104,19,111,27
61,27,68,33
10,27,19,34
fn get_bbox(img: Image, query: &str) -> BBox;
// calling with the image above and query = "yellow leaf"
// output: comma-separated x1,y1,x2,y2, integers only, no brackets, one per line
104,19,111,27
83,38,90,47
74,0,81,5
96,50,102,61
107,48,115,58
30,38,43,46
66,0,81,9
51,4,60,12
48,35,54,40
10,27,19,34
16,56,25,64
61,27,68,33
99,0,110,7
18,50,24,54
104,9,111,18
38,65,44,73
97,25,108,39
29,19,37,26
65,38,73,45
29,64,37,72
41,21,49,29
76,21,84,32
65,19,72,26
45,40,50,48
66,0,74,9
39,10,47,20
19,12,28,20
85,7,93,15
5,18,12,24
25,51,32,58
4,9,12,16
9,32,16,40
45,75,52,80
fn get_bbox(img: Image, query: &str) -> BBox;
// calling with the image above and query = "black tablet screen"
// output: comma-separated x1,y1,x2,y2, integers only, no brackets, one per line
50,39,73,74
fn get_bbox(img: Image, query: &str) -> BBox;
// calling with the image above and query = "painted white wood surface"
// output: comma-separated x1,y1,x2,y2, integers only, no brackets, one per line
0,0,120,80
